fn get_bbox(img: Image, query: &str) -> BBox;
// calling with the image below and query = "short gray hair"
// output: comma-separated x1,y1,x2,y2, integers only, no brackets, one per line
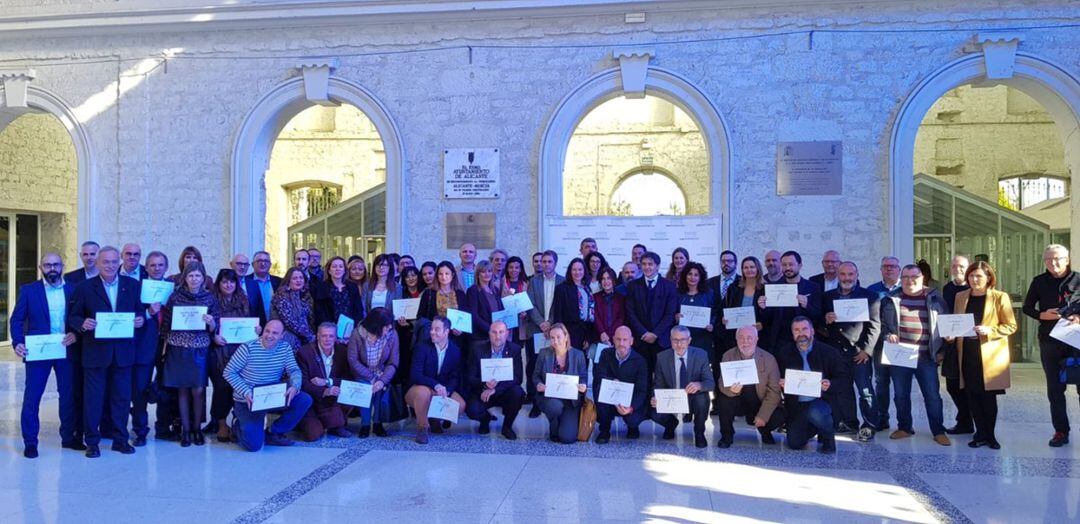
1045,244,1069,256
670,325,691,338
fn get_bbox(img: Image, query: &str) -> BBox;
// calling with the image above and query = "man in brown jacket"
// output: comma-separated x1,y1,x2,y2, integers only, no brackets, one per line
295,323,354,441
716,326,784,448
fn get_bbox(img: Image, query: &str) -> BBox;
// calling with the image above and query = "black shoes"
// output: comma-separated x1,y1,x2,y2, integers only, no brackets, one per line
193,432,206,446
430,421,444,434
501,427,517,440
62,440,87,451
329,427,354,438
988,439,1001,450
528,406,542,419
626,427,640,439
1050,432,1070,447
372,424,388,437
265,432,295,446
662,425,676,440
759,429,776,445
478,415,491,435
111,441,136,454
180,432,192,447
694,434,707,448
595,432,611,444
946,425,975,435
358,426,371,438
23,446,38,459
133,436,147,447
717,438,732,449
819,436,836,454
85,446,101,458
968,439,988,448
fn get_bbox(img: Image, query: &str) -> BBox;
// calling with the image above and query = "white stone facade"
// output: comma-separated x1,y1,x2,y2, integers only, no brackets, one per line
0,0,1077,276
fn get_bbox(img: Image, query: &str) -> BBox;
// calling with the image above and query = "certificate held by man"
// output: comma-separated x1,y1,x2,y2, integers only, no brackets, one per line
1050,318,1080,350
480,358,514,382
337,380,373,408
140,279,174,304
446,308,473,334
544,373,580,400
24,334,67,362
937,313,976,338
96,312,135,339
171,305,208,331
783,370,823,398
654,389,690,414
881,341,919,369
833,298,870,322
219,317,259,344
427,395,460,424
251,383,287,411
765,284,799,307
597,379,633,407
720,359,759,386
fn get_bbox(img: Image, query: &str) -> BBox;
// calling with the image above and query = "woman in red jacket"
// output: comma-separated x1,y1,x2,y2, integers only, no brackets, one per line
592,267,625,348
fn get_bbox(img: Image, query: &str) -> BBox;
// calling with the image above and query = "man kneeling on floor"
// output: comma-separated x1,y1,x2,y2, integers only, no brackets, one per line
295,322,353,441
776,316,844,454
224,320,313,451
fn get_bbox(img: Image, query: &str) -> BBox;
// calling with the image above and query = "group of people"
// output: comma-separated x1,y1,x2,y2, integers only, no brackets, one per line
10,236,1080,458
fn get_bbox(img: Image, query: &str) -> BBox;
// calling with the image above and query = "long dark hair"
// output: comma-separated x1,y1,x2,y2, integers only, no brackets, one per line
677,261,709,294
214,268,249,309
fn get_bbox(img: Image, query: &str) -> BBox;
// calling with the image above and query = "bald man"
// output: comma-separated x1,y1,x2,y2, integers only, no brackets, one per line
716,326,784,447
763,250,783,284
593,326,649,443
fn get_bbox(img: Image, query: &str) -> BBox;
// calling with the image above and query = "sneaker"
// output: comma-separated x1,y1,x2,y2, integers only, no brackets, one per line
856,427,875,443
265,432,295,447
835,422,857,435
1049,432,1070,447
889,430,913,440
932,434,951,446
415,426,429,445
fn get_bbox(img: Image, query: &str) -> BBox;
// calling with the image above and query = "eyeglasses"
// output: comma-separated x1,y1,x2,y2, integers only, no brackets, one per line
41,263,62,269
234,262,251,267
900,275,922,280
1044,256,1068,262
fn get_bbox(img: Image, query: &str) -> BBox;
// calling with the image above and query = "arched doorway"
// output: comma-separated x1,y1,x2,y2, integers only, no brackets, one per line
539,66,731,275
231,76,404,267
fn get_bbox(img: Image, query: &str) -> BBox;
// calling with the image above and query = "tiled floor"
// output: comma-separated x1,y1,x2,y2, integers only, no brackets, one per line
0,361,1078,523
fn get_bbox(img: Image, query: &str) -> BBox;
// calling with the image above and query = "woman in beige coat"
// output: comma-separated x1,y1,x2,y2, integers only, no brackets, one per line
952,261,1016,450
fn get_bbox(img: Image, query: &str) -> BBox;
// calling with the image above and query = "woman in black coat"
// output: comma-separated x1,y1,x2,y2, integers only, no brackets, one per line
312,256,365,338
550,258,594,353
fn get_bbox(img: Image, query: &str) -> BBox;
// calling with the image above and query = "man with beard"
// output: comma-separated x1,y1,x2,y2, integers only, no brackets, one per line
307,247,324,282
707,250,741,302
776,317,844,454
758,251,823,352
823,261,880,441
11,253,82,458
763,250,784,284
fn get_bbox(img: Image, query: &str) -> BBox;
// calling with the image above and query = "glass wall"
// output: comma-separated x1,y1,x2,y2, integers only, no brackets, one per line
0,213,40,343
288,185,386,267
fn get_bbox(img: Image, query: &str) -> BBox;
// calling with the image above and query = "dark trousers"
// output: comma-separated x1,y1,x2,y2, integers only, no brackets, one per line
967,389,999,441
232,392,313,451
717,388,784,439
208,348,235,424
299,403,348,441
69,347,84,441
872,359,892,430
83,364,132,447
21,358,77,447
129,364,154,438
634,341,663,387
525,337,539,399
709,344,724,411
1040,337,1080,434
945,377,973,430
652,392,710,436
153,354,179,435
467,386,525,428
831,354,874,429
786,398,834,449
596,402,647,434
538,396,580,443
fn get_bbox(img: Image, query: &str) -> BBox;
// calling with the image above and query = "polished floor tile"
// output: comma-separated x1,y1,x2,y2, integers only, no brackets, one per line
920,473,1080,524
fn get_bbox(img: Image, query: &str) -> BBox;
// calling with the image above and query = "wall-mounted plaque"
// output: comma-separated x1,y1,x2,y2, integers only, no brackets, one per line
776,141,842,196
444,148,499,199
446,212,496,249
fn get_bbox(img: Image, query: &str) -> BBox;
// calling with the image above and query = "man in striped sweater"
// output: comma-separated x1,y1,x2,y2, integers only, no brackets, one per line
224,320,313,451
880,264,951,446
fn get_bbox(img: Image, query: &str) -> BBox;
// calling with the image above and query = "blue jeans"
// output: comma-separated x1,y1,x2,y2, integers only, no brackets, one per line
22,358,77,447
786,399,834,449
853,358,875,428
889,353,945,435
872,359,892,430
232,391,313,451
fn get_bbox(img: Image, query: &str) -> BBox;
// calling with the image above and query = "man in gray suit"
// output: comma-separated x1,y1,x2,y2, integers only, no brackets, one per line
651,325,715,448
525,250,565,418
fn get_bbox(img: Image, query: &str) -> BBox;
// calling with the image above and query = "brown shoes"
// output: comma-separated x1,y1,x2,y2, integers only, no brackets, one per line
415,426,429,445
933,434,952,446
889,430,912,440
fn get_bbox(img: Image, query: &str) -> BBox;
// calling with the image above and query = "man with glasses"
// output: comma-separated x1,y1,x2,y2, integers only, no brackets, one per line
11,253,81,458
230,253,252,289
1023,244,1080,447
867,256,902,431
307,247,324,282
248,251,282,325
880,264,951,447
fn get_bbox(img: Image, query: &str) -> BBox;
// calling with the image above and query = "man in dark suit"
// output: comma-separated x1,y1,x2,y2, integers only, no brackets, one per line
759,251,823,352
67,246,145,457
248,250,282,324
465,320,524,440
626,251,679,379
809,250,842,293
823,261,881,441
230,253,252,290
130,250,172,445
406,316,466,444
706,250,741,303
525,250,564,416
593,326,649,443
294,323,353,441
776,316,846,454
10,253,81,458
63,240,100,284
650,326,715,448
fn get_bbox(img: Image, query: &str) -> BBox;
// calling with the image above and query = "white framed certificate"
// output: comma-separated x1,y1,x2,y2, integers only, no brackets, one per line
96,312,135,339
140,279,174,304
220,317,259,344
501,292,534,314
937,313,976,338
532,332,551,354
833,298,870,322
251,383,287,411
597,379,634,407
1050,318,1080,350
881,341,919,369
720,359,759,386
544,373,580,400
481,358,514,382
171,306,208,331
592,342,611,363
491,308,519,329
24,334,67,362
392,298,421,320
679,305,711,329
336,314,355,340
723,307,756,329
783,369,822,398
337,379,373,408
427,395,460,424
654,388,690,414
446,308,473,334
765,284,799,307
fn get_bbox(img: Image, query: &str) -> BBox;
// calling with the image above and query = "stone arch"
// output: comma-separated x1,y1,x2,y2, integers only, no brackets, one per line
890,52,1080,260
538,66,732,248
230,75,404,258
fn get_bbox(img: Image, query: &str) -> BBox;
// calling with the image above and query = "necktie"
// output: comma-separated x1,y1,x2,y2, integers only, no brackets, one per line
648,278,655,290
721,277,732,299
678,357,688,389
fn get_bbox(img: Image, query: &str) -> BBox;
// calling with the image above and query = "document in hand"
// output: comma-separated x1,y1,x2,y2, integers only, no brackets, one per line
337,380,373,408
783,370,822,398
251,383,287,411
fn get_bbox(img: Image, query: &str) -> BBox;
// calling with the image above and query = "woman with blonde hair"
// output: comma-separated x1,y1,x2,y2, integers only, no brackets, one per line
532,323,588,444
